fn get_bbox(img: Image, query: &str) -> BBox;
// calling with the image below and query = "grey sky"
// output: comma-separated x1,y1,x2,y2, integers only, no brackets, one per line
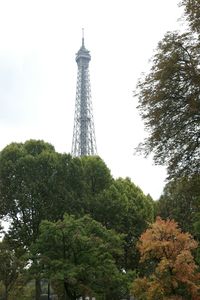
0,0,183,199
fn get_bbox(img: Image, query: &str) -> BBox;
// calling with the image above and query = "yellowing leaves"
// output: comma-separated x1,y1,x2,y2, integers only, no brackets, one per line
132,217,200,300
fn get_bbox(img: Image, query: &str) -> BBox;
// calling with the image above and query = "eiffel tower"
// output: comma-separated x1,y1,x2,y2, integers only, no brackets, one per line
71,30,97,157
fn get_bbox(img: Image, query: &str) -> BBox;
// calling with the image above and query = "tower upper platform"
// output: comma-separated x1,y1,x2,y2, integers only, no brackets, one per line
76,36,91,66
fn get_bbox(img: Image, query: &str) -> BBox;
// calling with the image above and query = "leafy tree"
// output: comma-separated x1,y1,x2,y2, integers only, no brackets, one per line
0,239,24,300
66,155,113,216
0,140,61,245
157,175,200,234
134,0,200,179
181,0,200,35
81,155,112,196
89,177,154,271
131,217,200,300
31,214,130,300
0,140,147,298
0,140,113,232
0,140,73,299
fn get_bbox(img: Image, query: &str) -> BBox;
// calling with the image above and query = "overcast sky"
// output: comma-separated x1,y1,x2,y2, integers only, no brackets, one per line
0,0,183,199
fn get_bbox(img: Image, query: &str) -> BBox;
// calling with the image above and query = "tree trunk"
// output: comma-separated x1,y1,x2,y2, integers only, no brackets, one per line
4,285,8,300
64,281,76,300
35,278,42,300
48,280,50,300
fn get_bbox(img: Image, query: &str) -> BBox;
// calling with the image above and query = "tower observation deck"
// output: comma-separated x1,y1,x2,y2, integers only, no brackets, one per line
71,31,97,157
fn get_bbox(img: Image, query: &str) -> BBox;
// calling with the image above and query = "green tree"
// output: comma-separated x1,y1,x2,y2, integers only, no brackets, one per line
134,1,200,179
181,0,200,36
81,155,112,196
0,140,62,245
0,140,73,299
89,178,154,271
66,155,113,216
0,239,24,300
131,217,200,300
157,175,200,235
31,214,129,300
0,140,146,298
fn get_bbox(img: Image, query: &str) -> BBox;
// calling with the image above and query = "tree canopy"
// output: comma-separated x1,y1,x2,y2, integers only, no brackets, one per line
131,217,200,300
157,175,200,235
31,214,129,300
134,1,200,179
1,140,148,299
181,0,200,35
135,31,200,179
0,140,112,249
89,177,154,270
0,140,68,249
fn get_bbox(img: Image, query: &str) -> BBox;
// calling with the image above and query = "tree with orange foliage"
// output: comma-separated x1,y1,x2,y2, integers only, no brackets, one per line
131,217,200,300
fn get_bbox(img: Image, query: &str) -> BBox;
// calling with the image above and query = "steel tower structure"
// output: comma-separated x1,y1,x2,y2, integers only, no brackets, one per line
71,31,97,157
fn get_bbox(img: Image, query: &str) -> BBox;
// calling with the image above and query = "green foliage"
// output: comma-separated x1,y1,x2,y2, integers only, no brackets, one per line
157,175,200,235
0,139,151,298
66,155,113,216
135,30,200,179
181,0,200,36
31,214,130,300
3,277,35,300
0,239,25,300
81,155,113,195
90,177,154,270
0,140,75,299
0,140,69,250
91,178,153,230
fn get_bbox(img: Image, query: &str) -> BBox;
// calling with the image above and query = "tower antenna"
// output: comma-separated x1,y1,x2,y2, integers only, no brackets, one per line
82,28,84,47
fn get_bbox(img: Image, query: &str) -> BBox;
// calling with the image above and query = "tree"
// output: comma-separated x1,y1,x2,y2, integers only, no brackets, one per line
31,214,129,300
0,140,61,244
181,0,200,35
0,140,148,297
0,140,74,299
0,239,24,300
81,155,113,196
87,177,154,272
134,1,200,179
0,140,87,245
157,175,200,235
131,217,200,300
67,155,113,216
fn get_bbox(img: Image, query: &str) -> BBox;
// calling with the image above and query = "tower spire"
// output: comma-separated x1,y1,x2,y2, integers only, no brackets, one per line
82,28,85,47
71,32,97,157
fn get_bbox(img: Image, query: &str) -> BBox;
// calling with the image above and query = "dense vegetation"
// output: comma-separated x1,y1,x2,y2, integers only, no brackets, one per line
131,0,200,298
0,140,153,299
1,0,200,299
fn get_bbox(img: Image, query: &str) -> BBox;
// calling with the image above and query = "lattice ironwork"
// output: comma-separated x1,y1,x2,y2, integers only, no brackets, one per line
71,32,97,157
